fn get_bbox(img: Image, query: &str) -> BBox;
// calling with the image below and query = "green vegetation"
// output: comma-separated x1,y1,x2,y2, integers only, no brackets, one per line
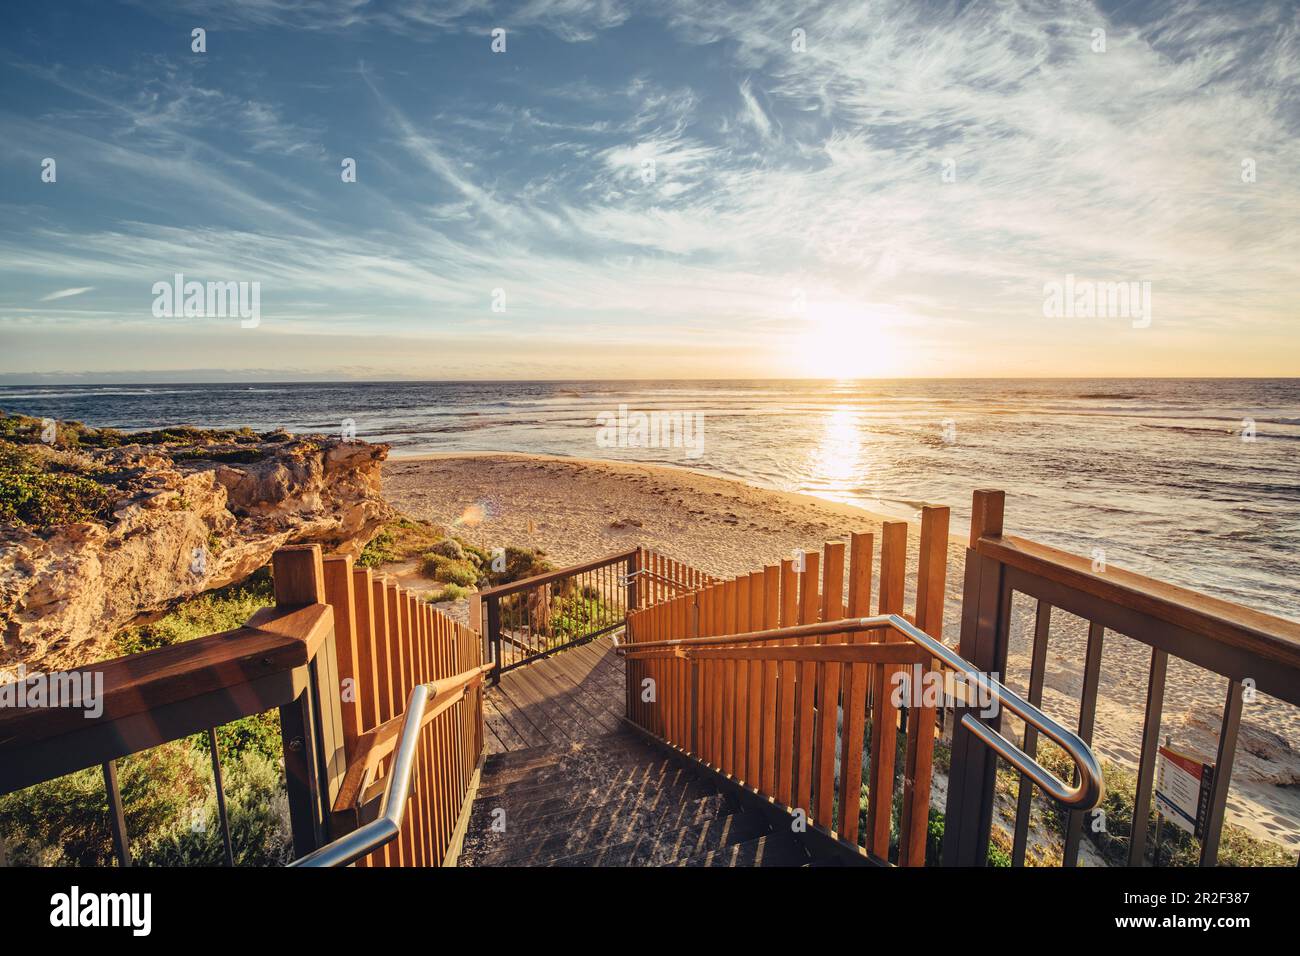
0,743,291,867
0,440,121,526
116,571,274,655
170,447,268,465
0,742,202,866
1023,740,1294,867
133,751,293,866
549,586,616,644
420,553,479,586
0,410,268,451
358,516,555,611
481,545,553,587
0,567,291,865
357,515,446,568
428,583,470,603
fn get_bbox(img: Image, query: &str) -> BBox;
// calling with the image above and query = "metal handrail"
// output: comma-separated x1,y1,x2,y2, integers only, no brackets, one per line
619,613,1104,811
289,683,429,868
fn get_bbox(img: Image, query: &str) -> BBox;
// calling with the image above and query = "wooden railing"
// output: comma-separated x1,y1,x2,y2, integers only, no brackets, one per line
946,490,1300,867
476,547,713,678
0,544,489,868
620,509,953,864
311,548,489,867
621,491,1300,867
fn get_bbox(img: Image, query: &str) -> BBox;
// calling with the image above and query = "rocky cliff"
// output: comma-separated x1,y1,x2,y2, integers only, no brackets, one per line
0,421,389,670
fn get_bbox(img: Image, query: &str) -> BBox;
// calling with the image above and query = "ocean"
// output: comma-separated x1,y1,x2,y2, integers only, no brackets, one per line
2,378,1297,621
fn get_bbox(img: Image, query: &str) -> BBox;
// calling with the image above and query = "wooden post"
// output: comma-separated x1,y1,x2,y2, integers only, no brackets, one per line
323,555,362,763
352,567,380,732
486,596,502,684
626,550,640,612
867,522,907,859
273,545,329,858
942,490,1009,866
899,506,949,865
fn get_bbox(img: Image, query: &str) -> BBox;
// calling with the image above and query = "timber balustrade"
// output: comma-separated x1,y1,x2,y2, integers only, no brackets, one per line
621,493,1300,867
3,490,1296,869
476,546,713,679
948,490,1300,867
0,544,490,868
619,509,971,865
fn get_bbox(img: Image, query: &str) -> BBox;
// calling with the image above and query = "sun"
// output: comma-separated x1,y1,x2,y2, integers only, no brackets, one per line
793,302,902,378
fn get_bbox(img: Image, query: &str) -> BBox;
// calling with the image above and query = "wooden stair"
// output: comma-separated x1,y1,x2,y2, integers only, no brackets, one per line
458,728,832,867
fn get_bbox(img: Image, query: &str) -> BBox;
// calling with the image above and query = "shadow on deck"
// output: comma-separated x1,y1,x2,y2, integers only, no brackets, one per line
483,636,625,753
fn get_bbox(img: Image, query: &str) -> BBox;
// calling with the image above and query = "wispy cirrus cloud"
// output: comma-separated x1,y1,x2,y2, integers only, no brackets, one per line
1,0,1298,379
38,287,94,301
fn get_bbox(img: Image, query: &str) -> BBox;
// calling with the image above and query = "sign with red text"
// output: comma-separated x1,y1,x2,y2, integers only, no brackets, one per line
1155,745,1214,838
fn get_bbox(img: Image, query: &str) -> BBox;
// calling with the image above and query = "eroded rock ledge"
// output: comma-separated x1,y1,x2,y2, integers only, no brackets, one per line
0,433,389,670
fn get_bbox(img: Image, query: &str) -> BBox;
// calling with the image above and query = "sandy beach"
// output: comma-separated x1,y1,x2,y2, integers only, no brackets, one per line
386,452,1300,856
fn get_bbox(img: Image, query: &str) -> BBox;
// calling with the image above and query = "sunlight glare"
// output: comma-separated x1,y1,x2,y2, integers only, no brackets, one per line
795,302,900,378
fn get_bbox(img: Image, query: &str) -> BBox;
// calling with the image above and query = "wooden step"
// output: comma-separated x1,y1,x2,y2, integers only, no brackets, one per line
466,772,719,833
463,790,739,867
544,810,772,867
476,744,687,799
678,832,812,867
481,731,645,773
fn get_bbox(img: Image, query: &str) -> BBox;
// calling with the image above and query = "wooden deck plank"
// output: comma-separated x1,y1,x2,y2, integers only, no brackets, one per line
483,637,625,752
542,649,624,728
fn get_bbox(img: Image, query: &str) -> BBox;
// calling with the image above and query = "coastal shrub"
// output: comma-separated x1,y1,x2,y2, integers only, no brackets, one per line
135,750,293,867
428,537,465,561
458,539,491,568
421,554,478,587
549,589,615,643
357,515,445,568
194,713,282,763
429,583,469,603
0,742,203,867
1023,739,1293,866
0,411,266,450
0,440,120,527
171,447,267,464
115,570,274,655
482,546,553,587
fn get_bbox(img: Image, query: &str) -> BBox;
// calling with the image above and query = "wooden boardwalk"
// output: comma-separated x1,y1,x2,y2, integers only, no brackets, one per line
483,636,626,754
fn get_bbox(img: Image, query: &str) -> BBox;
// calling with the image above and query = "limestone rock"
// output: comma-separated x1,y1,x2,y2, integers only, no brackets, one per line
0,436,389,670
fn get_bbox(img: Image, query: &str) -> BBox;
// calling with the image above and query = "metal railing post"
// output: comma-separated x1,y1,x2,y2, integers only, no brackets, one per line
102,760,130,867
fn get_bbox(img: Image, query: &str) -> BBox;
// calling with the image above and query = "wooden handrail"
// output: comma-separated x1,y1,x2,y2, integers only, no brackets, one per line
0,604,332,794
476,548,637,600
617,615,893,653
654,643,933,664
332,662,495,814
977,533,1300,669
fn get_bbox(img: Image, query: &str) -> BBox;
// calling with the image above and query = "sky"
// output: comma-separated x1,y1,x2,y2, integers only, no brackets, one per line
0,0,1297,382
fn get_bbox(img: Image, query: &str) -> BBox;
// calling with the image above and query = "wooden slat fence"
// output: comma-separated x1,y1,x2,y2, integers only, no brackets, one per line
622,508,952,865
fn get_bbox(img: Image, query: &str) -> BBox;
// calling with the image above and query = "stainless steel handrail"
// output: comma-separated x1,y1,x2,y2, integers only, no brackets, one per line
881,614,1103,810
619,613,1104,811
289,684,428,868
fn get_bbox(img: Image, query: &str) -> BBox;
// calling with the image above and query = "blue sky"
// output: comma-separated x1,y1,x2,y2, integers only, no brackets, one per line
1,0,1297,381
